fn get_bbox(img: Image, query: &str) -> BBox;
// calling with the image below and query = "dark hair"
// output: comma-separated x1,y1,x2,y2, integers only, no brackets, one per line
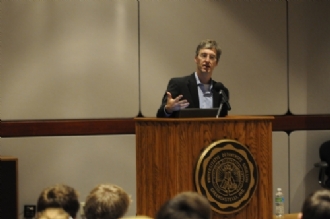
156,192,211,219
301,189,330,219
37,184,80,218
195,39,222,64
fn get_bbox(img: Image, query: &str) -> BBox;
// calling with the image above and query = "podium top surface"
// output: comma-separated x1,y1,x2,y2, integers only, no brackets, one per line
135,115,274,122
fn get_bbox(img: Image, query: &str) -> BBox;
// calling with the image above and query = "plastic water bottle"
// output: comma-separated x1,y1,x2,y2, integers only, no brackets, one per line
275,188,284,217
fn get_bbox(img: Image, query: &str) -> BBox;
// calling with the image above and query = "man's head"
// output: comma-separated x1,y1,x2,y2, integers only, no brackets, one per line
84,183,131,219
299,189,330,219
35,208,71,219
37,184,80,218
156,191,211,219
195,39,222,83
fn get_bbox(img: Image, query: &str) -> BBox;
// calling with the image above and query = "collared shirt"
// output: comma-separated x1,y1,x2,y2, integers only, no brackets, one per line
195,72,213,108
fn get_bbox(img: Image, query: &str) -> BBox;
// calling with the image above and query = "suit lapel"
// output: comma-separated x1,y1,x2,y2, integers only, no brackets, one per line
187,73,200,108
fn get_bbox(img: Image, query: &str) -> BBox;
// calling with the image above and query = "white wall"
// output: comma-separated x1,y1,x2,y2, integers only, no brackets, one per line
272,131,330,214
289,2,330,114
289,131,330,213
273,132,289,213
0,0,139,119
0,135,136,219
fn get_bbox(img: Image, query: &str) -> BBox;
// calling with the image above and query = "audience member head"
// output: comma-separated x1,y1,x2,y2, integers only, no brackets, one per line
156,191,211,219
35,208,71,219
84,183,131,219
37,184,80,218
299,189,330,219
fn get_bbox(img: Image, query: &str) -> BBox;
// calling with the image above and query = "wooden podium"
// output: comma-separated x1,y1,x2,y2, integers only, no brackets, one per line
135,116,273,219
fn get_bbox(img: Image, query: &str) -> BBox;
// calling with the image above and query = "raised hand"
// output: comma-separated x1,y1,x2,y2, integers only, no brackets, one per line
165,92,189,114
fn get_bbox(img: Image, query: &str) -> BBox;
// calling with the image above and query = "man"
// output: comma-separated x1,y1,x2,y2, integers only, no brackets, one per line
156,191,212,219
298,189,330,219
84,183,131,219
156,39,230,118
37,184,80,219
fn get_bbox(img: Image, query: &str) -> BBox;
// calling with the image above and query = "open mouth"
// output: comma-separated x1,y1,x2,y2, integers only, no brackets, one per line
202,64,210,70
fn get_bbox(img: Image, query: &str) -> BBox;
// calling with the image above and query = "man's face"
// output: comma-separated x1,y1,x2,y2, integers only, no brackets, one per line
195,48,218,77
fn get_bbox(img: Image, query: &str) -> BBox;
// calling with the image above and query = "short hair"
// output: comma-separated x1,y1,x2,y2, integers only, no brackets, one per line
84,183,131,219
156,192,211,219
35,208,71,219
37,184,80,218
123,216,153,219
195,39,222,64
301,189,330,219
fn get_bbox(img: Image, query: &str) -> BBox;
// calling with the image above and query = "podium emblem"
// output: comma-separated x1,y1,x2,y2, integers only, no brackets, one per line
194,139,258,214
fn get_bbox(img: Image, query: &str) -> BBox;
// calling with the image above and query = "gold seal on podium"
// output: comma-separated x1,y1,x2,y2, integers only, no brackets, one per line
195,139,258,214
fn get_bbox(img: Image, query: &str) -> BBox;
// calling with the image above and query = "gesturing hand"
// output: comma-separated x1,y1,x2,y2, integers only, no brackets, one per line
165,92,190,114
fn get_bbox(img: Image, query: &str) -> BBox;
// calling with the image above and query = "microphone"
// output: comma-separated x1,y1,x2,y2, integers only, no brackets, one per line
213,82,224,93
213,83,231,118
219,90,231,111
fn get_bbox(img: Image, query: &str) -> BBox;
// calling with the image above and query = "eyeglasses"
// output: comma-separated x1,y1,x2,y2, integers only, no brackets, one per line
199,53,217,62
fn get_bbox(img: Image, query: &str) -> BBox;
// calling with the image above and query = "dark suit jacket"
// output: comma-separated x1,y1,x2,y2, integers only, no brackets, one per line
156,73,230,118
320,140,330,176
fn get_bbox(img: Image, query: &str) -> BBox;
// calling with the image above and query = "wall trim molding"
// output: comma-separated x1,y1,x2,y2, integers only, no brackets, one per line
1,115,330,137
0,118,136,137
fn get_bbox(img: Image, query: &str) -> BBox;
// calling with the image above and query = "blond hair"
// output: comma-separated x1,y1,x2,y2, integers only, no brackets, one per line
84,184,131,219
35,208,71,219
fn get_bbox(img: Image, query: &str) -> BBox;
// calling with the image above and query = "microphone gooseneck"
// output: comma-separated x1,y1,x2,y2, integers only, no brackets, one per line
214,82,231,118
